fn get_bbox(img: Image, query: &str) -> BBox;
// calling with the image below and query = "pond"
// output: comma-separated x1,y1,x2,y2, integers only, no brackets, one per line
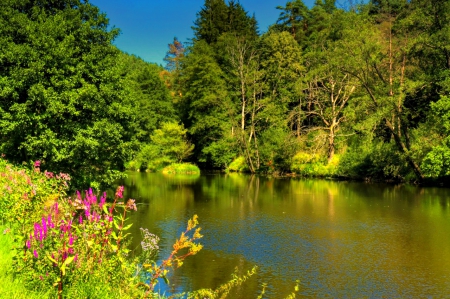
121,172,450,298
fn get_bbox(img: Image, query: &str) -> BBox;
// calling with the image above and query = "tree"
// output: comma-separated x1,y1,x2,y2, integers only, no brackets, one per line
260,31,304,138
192,0,258,45
274,0,310,43
177,40,235,168
151,122,194,163
334,9,426,180
0,0,136,187
163,37,185,72
300,7,358,162
120,54,177,143
192,0,230,44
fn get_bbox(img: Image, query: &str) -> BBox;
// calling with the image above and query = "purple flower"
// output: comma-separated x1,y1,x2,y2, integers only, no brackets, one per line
26,239,31,249
34,223,40,240
34,160,40,168
69,236,74,246
42,217,47,237
33,249,38,258
99,192,106,209
79,214,83,224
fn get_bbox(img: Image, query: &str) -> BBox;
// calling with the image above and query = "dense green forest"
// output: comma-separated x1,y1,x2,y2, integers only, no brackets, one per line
1,0,450,187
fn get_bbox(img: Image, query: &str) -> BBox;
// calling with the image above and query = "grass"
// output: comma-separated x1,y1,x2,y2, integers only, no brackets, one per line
161,163,200,175
0,225,52,299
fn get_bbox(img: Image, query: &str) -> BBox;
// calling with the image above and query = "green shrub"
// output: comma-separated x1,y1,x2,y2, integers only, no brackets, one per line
162,163,200,175
227,156,249,172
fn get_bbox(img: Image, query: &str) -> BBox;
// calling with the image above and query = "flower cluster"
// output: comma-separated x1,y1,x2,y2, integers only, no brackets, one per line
70,188,109,223
25,202,77,265
140,227,160,253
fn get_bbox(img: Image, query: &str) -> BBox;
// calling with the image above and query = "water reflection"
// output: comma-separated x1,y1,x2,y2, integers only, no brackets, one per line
121,172,450,298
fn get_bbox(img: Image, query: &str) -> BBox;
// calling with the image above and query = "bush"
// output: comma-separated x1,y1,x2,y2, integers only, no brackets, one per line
162,163,200,175
227,156,249,172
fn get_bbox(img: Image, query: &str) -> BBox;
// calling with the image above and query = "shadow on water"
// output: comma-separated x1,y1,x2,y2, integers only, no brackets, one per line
121,172,450,298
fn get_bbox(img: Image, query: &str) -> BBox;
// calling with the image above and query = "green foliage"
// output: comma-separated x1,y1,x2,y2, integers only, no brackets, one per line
187,267,257,299
291,151,327,176
259,127,300,173
120,54,177,143
274,0,310,43
0,159,69,226
129,122,194,172
0,0,138,188
162,163,200,175
151,122,195,163
227,156,249,173
421,96,450,179
192,0,258,44
177,40,235,168
12,186,138,298
337,137,412,180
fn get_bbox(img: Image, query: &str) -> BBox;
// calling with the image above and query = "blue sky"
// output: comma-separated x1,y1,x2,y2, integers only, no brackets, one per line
90,0,316,66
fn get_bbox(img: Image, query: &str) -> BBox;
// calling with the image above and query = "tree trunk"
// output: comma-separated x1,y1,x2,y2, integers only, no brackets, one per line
328,127,335,163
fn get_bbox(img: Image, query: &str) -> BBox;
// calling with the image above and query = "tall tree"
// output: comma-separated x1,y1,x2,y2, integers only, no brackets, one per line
0,0,136,187
192,0,258,45
192,0,230,44
274,0,309,43
178,40,235,168
163,37,185,72
335,9,426,180
120,54,177,143
259,31,304,138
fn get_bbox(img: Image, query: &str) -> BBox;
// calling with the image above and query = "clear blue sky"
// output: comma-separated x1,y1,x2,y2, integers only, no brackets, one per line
90,0,316,66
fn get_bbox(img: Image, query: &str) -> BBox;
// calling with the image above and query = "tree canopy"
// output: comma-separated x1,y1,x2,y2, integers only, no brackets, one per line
1,0,450,185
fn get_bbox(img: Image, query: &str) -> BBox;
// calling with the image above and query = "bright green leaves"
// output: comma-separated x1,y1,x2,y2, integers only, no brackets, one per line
151,122,194,163
0,0,137,188
131,122,194,171
421,96,450,179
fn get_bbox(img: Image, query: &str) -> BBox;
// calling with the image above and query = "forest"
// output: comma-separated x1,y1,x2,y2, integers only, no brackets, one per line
1,0,450,188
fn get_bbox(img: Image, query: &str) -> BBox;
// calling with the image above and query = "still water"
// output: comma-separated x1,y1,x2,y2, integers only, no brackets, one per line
121,172,450,298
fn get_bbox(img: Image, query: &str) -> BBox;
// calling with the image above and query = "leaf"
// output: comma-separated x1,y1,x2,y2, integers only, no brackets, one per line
111,231,118,240
63,255,75,266
47,255,58,264
113,221,120,230
123,223,132,231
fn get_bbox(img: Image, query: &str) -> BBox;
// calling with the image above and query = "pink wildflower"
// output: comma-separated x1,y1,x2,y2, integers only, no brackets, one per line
99,192,106,209
126,199,137,211
115,186,124,199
